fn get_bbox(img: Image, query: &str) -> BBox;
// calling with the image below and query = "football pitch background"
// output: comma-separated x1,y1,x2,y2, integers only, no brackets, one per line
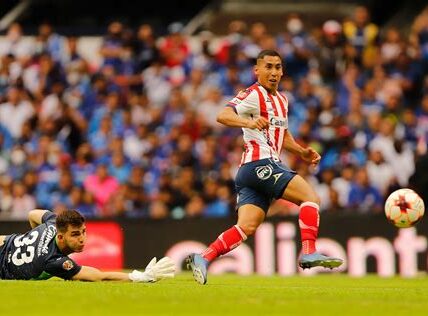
1,274,427,315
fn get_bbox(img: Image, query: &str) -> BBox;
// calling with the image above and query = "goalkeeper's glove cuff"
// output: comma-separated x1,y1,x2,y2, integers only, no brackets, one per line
128,270,154,283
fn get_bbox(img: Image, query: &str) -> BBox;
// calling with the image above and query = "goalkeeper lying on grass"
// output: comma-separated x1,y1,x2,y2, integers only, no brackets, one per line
0,209,175,282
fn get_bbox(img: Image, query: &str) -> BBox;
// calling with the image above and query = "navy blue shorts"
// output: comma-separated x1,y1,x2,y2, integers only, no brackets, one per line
235,158,297,212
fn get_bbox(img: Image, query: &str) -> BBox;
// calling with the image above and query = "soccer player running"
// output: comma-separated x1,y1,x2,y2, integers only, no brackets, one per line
0,209,175,282
187,50,343,284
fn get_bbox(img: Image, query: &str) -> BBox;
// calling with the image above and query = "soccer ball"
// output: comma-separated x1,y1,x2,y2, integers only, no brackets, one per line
384,188,425,228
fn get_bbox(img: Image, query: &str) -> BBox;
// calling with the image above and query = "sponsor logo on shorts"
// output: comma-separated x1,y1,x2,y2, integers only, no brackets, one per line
273,173,283,184
62,259,74,271
255,165,273,180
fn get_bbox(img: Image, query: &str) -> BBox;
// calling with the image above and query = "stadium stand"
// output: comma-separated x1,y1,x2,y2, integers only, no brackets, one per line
0,0,427,219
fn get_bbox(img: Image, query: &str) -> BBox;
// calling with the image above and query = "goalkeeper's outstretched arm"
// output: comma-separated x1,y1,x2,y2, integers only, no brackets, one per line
28,209,49,228
72,266,133,282
71,257,175,282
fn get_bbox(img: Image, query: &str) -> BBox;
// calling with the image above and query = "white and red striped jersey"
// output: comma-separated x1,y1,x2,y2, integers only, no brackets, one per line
227,82,289,165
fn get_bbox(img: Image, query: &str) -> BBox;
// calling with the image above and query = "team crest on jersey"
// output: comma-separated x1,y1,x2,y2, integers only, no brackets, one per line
255,165,273,180
62,259,74,271
228,89,252,106
236,89,250,100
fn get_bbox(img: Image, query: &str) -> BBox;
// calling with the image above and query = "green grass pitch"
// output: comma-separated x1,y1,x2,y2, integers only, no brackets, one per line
1,273,428,315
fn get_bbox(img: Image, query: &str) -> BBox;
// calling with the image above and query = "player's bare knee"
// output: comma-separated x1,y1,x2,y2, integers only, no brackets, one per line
239,223,258,236
301,193,320,207
310,194,321,206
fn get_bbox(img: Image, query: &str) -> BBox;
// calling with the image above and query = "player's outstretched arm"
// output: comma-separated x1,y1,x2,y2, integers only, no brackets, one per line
283,130,321,165
71,257,175,282
217,107,268,130
282,129,304,155
28,209,50,228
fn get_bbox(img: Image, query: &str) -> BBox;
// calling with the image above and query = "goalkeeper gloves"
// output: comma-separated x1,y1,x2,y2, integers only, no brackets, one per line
129,256,175,283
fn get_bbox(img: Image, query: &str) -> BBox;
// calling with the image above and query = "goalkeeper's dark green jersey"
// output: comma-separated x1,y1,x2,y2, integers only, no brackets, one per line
0,212,81,280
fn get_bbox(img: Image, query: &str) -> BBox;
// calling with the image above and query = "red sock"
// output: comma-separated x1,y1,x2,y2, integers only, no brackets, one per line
299,202,319,254
201,225,247,262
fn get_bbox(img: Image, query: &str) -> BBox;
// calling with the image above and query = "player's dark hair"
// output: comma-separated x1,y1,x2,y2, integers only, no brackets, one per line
56,210,85,233
256,50,282,61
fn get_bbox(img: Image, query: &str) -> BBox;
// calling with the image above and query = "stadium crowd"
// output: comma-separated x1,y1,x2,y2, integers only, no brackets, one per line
0,6,428,219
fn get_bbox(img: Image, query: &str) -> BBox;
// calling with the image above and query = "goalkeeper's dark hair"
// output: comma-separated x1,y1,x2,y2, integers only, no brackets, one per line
256,50,282,61
56,210,85,233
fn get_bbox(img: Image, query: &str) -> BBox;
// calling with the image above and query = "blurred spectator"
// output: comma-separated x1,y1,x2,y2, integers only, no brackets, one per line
314,169,336,211
0,23,34,63
50,170,74,208
411,8,428,74
218,64,244,97
149,200,169,219
0,177,13,216
89,115,116,158
99,21,124,73
159,22,189,69
201,178,229,217
68,186,96,217
185,194,205,217
7,145,30,180
142,59,172,107
216,20,248,65
380,27,404,66
88,90,123,136
370,118,415,186
277,14,313,79
22,169,38,196
124,165,148,216
135,24,160,72
9,181,36,220
316,20,345,84
83,163,120,216
366,149,395,195
163,88,187,131
35,22,67,63
0,54,18,100
185,30,216,74
409,152,428,203
332,164,355,208
347,167,383,213
182,68,210,108
244,22,267,59
108,151,132,183
196,87,224,127
0,86,35,139
343,6,379,67
416,93,428,145
23,52,65,101
361,79,383,114
70,143,95,186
